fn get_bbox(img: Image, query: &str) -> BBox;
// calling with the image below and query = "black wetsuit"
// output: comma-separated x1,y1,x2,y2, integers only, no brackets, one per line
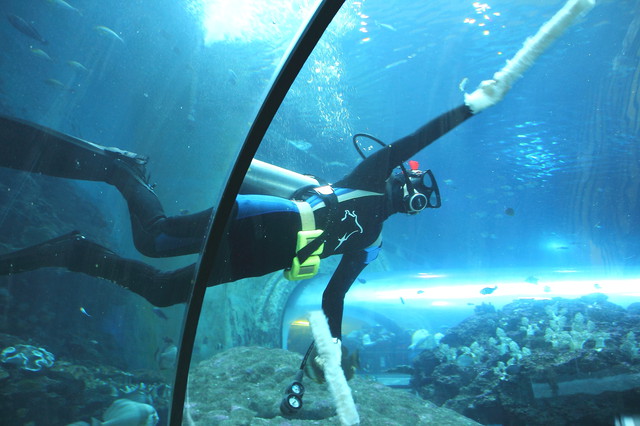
0,105,473,338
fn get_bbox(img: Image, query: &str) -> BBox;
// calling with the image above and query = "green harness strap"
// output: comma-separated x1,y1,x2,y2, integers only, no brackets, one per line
284,185,339,281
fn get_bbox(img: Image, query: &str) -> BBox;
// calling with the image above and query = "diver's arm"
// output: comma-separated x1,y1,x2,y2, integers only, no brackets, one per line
384,104,473,165
322,250,370,339
336,105,473,191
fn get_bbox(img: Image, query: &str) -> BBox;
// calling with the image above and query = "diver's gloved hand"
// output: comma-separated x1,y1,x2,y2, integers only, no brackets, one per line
464,78,511,114
303,341,359,384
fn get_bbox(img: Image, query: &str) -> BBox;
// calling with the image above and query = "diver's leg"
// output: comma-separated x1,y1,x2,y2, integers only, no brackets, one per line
0,231,194,306
0,115,210,258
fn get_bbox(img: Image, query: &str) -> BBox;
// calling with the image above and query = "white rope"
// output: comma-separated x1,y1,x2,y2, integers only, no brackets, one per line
309,311,360,425
465,0,596,113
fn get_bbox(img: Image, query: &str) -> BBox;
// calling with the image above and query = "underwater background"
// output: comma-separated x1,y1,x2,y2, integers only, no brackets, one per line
0,0,638,425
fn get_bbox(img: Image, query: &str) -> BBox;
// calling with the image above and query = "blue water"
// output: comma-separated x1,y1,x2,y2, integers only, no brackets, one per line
0,0,638,424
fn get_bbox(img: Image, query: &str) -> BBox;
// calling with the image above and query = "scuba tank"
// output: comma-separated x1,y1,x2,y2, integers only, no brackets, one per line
240,159,319,199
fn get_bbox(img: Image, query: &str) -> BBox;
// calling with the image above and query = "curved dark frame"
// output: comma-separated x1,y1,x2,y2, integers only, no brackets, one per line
169,1,345,423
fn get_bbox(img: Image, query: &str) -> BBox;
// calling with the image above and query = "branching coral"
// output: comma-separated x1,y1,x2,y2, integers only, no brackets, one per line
620,332,640,360
543,304,610,351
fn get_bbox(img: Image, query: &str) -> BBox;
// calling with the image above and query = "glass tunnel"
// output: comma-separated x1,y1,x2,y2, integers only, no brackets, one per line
0,0,638,425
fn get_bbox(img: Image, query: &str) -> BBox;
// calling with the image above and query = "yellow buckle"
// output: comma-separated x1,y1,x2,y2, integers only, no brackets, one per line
284,230,324,281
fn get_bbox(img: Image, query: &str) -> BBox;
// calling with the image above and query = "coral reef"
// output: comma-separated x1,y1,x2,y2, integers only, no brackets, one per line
1,344,55,371
0,333,171,426
187,346,480,425
411,294,640,425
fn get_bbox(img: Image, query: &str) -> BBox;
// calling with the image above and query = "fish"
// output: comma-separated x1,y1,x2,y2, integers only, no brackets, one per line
151,307,168,320
95,26,125,44
155,339,177,370
524,276,539,285
80,307,92,317
417,290,424,294
480,285,498,295
400,297,405,305
31,48,53,61
459,77,469,92
7,14,47,44
456,353,475,368
357,277,366,284
94,399,159,426
286,139,312,151
408,329,430,350
67,60,88,72
227,69,238,85
504,207,515,216
47,0,82,15
44,78,65,88
384,59,407,70
375,21,397,31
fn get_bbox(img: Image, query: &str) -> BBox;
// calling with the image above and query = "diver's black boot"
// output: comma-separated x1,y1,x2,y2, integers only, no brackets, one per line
0,231,91,275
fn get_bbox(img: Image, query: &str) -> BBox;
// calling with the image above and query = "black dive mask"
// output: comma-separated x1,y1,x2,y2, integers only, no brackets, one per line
351,133,442,214
392,166,441,214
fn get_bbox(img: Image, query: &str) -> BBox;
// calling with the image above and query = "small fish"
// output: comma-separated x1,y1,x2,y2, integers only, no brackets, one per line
400,297,405,305
155,339,177,369
152,307,168,320
594,283,602,289
31,48,53,61
47,0,81,15
357,277,366,284
375,21,397,31
480,285,498,295
543,285,552,292
44,78,65,88
524,276,539,285
66,60,88,72
459,77,469,92
384,59,408,70
7,14,47,44
417,290,424,294
95,25,125,44
504,207,515,216
408,329,430,350
79,307,92,317
286,139,312,151
227,69,238,85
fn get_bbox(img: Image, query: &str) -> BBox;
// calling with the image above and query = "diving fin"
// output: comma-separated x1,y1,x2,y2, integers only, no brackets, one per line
0,231,94,275
0,114,148,184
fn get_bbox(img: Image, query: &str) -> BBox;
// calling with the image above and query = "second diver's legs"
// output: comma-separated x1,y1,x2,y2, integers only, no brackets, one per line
0,231,194,307
106,159,213,257
0,115,211,258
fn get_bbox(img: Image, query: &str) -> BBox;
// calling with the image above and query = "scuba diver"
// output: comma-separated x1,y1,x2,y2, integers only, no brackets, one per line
0,104,469,341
